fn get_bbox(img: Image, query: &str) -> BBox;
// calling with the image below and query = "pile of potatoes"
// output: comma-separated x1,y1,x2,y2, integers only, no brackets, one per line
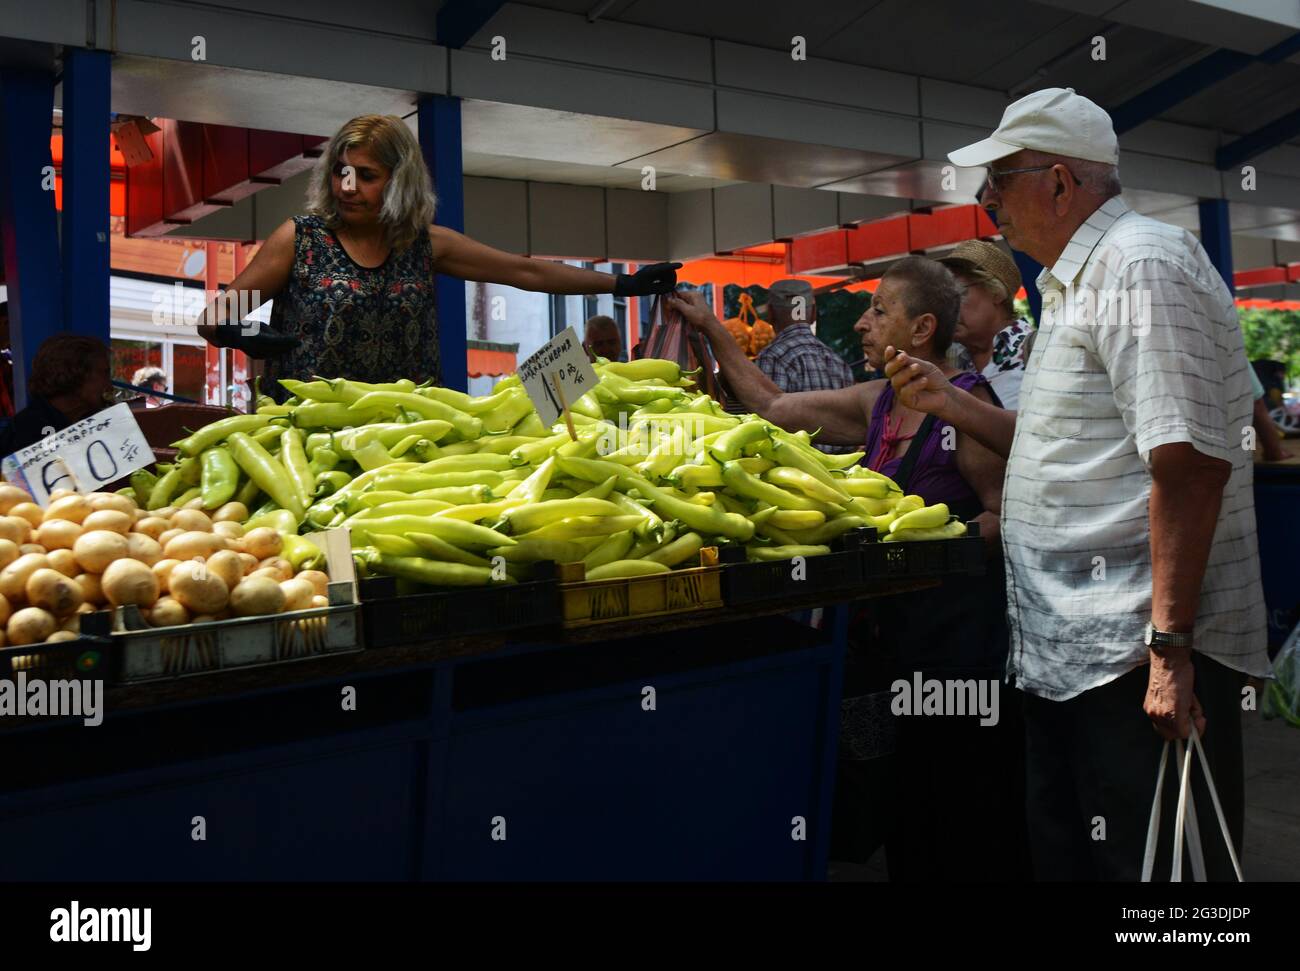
0,484,331,648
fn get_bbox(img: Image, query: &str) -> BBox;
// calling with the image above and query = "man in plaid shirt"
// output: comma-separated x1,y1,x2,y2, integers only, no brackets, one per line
755,280,855,451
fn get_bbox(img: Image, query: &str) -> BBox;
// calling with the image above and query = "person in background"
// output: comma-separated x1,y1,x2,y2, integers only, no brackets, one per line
0,334,113,456
753,279,856,452
1250,363,1291,462
131,366,169,408
886,87,1270,880
939,240,1032,410
583,314,624,363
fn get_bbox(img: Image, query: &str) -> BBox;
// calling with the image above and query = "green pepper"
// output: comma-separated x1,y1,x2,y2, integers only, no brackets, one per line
581,530,635,570
643,531,704,567
479,392,534,434
475,435,545,456
585,559,671,580
175,413,275,456
147,464,184,510
575,475,618,500
280,533,326,571
349,391,482,440
278,379,343,402
354,514,515,549
130,469,157,508
517,515,644,543
419,453,516,475
747,544,831,561
374,470,503,492
722,461,832,513
598,359,682,383
292,402,384,429
512,411,549,437
226,431,305,520
200,447,240,509
709,421,771,463
407,533,492,568
313,470,352,498
769,440,851,498
276,428,316,508
347,499,455,521
355,549,503,587
625,472,754,541
309,448,340,475
250,424,288,448
763,465,850,504
491,538,591,564
235,473,262,508
501,497,623,535
174,486,202,507
244,508,302,534
784,515,868,545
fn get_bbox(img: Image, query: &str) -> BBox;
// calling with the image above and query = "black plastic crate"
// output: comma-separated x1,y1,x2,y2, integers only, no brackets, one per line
358,564,562,649
859,522,985,580
719,530,869,606
0,611,113,681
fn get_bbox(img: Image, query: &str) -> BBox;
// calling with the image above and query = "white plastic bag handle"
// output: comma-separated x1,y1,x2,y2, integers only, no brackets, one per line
1141,724,1243,882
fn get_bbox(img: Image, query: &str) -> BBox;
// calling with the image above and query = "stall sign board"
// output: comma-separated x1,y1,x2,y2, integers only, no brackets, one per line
2,404,154,505
517,326,598,428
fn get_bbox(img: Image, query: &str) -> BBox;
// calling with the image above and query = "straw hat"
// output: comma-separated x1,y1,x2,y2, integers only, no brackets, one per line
939,240,1022,303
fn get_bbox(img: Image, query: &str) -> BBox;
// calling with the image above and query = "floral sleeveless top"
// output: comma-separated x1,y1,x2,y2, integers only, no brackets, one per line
265,215,440,399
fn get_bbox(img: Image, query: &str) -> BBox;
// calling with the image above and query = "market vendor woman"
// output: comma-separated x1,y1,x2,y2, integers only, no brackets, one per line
197,114,675,396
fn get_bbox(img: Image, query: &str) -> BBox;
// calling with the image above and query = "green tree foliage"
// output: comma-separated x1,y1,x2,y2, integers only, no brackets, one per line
1240,308,1300,381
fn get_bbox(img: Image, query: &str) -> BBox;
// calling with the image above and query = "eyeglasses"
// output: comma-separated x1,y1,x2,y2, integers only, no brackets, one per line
980,164,1083,202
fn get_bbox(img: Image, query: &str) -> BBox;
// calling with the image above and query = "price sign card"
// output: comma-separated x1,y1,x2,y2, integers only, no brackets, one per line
517,327,598,428
2,403,154,505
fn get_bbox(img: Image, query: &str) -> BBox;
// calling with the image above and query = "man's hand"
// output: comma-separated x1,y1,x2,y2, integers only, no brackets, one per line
883,346,954,418
614,262,682,297
1144,650,1206,741
666,290,722,334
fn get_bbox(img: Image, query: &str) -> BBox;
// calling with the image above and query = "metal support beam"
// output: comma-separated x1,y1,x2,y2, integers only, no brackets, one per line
0,68,62,409
436,0,507,49
419,95,468,392
1215,106,1300,171
60,48,111,346
1198,198,1234,295
1110,32,1300,135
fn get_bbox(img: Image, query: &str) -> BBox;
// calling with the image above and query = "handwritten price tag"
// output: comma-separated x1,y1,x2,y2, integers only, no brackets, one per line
517,327,598,428
2,403,154,505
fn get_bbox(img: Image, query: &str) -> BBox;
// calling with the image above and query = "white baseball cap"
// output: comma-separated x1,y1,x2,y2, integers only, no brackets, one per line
948,87,1119,168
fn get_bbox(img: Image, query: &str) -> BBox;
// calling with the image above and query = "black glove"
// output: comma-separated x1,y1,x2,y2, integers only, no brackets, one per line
614,261,682,297
209,323,300,360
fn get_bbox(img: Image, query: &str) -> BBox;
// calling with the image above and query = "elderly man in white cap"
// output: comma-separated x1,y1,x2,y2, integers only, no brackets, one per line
885,88,1268,881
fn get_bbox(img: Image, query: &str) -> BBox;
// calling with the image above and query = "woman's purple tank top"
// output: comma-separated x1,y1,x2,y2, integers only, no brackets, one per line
863,370,989,515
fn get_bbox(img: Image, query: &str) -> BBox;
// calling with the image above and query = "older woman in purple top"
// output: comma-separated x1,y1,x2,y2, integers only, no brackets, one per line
670,258,1028,882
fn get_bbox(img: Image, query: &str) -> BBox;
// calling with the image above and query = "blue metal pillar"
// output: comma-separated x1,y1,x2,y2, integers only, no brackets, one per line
1198,198,1234,295
60,49,112,345
0,69,63,409
418,95,468,392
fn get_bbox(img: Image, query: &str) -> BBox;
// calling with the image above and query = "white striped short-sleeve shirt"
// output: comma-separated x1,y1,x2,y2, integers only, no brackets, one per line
1003,197,1270,701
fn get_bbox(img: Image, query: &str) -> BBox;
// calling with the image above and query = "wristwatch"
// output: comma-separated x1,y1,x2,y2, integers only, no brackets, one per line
1144,622,1193,652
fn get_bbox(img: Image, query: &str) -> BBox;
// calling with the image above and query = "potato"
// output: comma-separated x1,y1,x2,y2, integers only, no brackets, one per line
0,538,19,572
152,558,181,594
60,613,81,633
246,567,285,584
82,509,133,535
133,516,170,540
46,630,79,643
243,527,283,561
126,533,164,566
212,521,245,541
184,496,206,510
297,570,330,599
158,528,184,548
19,543,46,556
164,531,227,561
76,601,96,614
7,606,56,645
47,548,80,578
154,506,178,520
171,509,212,533
0,552,51,602
48,488,77,501
237,553,259,576
205,550,244,592
190,614,219,624
280,577,315,612
34,519,82,551
148,596,190,628
212,501,249,524
168,562,229,615
26,568,83,616
75,573,105,606
89,492,138,515
73,530,129,574
0,593,10,626
229,576,285,616
101,558,160,609
44,494,92,524
310,595,329,609
0,515,32,545
9,502,45,528
0,484,31,514
257,557,293,582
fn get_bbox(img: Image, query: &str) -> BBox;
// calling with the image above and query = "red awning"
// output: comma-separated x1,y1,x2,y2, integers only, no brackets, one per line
468,347,517,377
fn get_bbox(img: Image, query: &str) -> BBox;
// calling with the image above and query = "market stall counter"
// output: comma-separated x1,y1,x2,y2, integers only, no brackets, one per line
0,576,944,882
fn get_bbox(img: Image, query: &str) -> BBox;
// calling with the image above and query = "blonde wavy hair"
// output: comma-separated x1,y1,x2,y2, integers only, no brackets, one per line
306,115,437,253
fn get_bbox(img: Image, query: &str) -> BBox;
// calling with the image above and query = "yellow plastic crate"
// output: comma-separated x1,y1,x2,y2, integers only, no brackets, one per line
557,551,723,627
